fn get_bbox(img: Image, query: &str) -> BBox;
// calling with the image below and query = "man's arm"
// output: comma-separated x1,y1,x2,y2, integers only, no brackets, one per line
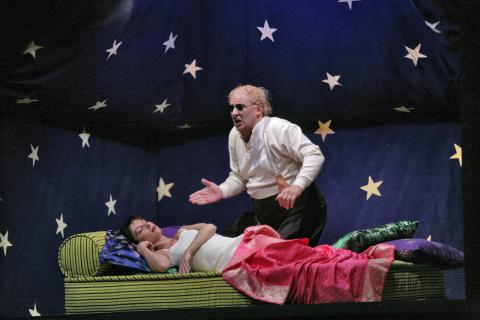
189,129,247,205
275,122,324,209
218,129,248,198
177,223,217,273
285,124,324,189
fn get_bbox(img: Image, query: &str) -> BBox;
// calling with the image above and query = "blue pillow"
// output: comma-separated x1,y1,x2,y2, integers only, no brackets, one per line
386,238,464,269
99,230,152,272
99,229,178,273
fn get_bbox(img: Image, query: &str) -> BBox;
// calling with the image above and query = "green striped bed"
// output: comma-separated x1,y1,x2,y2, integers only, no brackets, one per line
59,232,445,315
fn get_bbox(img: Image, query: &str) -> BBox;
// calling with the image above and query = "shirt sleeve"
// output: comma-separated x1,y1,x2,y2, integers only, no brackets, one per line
218,129,248,198
277,121,324,190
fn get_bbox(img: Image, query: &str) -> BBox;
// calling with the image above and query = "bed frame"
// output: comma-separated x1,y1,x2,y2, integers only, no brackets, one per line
58,231,445,315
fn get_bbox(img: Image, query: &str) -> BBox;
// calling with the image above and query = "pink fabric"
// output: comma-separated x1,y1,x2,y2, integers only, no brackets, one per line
222,225,395,304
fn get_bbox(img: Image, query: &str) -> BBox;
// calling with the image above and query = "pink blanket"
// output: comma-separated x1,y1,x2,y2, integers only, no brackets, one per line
222,225,394,304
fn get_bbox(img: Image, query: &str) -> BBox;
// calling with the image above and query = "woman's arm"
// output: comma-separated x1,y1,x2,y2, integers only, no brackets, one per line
137,240,171,272
177,223,217,273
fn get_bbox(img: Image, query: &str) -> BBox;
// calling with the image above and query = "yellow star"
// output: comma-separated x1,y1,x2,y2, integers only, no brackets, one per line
449,143,462,167
426,235,432,241
360,176,383,200
314,120,335,142
156,178,174,202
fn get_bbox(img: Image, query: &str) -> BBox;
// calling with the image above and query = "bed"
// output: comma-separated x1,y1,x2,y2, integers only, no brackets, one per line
58,231,446,315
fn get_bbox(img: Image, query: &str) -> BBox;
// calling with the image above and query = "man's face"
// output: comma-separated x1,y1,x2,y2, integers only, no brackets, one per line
229,90,263,139
129,219,162,243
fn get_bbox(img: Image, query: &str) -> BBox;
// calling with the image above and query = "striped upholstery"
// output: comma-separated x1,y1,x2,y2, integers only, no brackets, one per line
58,231,113,277
63,261,445,314
65,272,260,314
382,261,445,301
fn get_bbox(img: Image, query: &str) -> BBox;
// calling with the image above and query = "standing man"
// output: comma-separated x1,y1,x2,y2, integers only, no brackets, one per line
189,85,327,246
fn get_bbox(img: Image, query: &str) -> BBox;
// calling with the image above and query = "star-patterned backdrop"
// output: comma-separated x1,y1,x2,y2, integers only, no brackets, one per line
1,0,462,318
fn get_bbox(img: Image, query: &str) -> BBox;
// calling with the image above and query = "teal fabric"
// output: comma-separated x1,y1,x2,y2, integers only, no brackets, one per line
332,221,419,252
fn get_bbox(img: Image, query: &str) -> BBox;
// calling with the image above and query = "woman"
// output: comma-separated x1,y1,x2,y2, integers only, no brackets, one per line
121,216,395,304
120,215,242,274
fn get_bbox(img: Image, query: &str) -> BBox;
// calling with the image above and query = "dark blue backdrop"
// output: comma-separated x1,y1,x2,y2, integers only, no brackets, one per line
0,0,461,318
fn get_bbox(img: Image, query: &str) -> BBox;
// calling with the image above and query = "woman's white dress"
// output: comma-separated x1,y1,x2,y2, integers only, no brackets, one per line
168,229,243,272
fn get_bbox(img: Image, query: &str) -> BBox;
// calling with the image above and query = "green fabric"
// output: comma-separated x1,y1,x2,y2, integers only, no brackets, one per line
332,220,419,252
63,261,444,314
382,261,445,301
58,231,113,277
65,271,222,282
64,272,260,314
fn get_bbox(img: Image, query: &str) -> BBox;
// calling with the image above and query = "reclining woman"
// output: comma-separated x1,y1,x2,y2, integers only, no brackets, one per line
120,216,395,305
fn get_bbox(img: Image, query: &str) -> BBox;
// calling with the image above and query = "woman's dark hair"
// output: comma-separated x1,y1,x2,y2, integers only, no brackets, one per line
120,215,143,243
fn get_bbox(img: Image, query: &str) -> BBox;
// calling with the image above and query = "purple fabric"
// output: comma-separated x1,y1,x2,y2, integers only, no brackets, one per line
386,238,464,269
162,226,180,238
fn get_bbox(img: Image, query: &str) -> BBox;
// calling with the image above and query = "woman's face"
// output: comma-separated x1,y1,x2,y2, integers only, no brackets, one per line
129,219,162,243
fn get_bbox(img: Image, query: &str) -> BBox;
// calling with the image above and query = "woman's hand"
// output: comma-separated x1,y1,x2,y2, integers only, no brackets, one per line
179,250,193,273
137,240,154,254
136,241,171,273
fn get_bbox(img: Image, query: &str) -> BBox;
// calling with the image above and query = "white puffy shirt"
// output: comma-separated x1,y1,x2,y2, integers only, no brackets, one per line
219,117,324,199
169,229,243,272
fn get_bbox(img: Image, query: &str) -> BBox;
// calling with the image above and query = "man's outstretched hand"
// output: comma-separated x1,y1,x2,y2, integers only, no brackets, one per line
189,179,223,205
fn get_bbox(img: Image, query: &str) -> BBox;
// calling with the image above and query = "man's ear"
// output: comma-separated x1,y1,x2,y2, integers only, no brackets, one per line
256,104,264,116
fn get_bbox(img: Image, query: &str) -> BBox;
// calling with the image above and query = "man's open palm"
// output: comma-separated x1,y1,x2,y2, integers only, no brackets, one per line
189,179,222,205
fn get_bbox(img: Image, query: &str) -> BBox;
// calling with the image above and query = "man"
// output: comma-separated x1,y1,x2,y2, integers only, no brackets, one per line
189,84,327,245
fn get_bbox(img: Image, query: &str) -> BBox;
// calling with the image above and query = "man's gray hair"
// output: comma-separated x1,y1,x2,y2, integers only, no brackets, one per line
228,84,272,116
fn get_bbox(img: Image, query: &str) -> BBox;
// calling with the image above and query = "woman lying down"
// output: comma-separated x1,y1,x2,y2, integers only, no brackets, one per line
120,216,395,305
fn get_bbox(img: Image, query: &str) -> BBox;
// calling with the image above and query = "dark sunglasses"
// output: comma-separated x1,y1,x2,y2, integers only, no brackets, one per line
228,104,249,112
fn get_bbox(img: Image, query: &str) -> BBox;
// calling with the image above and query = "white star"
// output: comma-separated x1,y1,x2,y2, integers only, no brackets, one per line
16,98,38,104
257,20,277,42
55,214,68,238
322,72,342,90
0,231,13,256
89,99,108,111
22,41,43,59
106,39,123,60
79,128,91,148
28,144,39,167
183,59,203,79
425,21,442,34
156,178,174,202
338,0,361,10
404,43,427,66
394,106,414,113
177,123,193,129
154,99,170,114
29,303,41,317
105,194,117,216
163,32,178,53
